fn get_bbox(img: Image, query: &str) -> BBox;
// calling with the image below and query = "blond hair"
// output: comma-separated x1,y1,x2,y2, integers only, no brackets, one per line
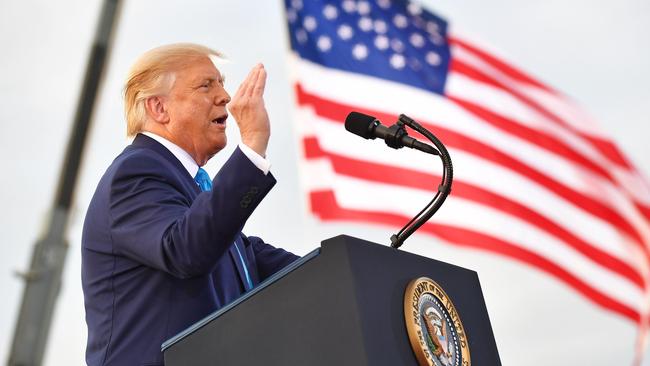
123,43,222,136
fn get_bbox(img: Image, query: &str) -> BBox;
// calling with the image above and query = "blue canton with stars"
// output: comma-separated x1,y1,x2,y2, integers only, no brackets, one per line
285,0,450,95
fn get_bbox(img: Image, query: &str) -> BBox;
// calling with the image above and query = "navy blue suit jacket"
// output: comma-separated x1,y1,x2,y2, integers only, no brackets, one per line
82,134,298,365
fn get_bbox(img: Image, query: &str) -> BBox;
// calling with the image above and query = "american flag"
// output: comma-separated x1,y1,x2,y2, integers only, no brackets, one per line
283,0,650,342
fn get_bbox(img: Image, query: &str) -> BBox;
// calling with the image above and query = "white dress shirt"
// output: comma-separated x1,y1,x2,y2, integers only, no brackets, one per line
141,131,271,178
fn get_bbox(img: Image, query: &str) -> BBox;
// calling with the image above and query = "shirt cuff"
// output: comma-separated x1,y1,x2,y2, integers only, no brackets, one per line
238,143,271,175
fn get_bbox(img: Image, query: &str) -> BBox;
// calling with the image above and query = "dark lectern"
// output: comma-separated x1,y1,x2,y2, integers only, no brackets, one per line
162,235,501,365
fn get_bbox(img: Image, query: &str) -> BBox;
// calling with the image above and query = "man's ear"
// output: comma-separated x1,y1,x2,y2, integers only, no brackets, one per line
144,96,169,124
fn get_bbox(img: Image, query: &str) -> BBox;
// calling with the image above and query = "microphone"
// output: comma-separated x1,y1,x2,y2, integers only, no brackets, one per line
344,112,439,155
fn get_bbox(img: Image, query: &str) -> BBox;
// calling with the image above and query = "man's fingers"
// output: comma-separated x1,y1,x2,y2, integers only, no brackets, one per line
231,64,266,108
241,66,259,97
233,65,258,100
244,64,266,97
252,65,266,97
242,64,262,97
232,79,246,101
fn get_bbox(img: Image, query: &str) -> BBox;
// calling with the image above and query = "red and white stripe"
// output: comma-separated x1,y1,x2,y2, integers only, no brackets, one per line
286,31,650,330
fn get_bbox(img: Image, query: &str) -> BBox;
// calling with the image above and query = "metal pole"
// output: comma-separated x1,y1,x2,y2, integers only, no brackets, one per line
8,1,121,364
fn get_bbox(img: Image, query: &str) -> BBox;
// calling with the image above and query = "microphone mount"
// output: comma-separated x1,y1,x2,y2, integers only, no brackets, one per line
382,120,407,150
345,111,439,155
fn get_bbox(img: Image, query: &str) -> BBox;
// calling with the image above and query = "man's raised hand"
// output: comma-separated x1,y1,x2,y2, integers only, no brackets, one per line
228,64,270,157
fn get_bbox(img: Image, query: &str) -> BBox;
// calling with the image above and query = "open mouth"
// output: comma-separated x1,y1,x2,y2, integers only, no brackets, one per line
212,115,228,125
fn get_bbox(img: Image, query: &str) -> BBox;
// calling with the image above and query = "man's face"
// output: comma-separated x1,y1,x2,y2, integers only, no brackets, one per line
165,56,230,165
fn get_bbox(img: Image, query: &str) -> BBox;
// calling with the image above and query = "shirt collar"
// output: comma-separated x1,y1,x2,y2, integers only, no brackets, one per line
141,131,199,178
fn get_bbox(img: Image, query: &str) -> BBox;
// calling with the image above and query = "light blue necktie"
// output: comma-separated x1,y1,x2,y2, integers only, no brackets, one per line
194,167,254,291
194,167,213,192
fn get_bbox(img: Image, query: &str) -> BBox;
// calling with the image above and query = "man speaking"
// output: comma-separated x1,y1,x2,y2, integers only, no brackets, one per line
81,43,298,366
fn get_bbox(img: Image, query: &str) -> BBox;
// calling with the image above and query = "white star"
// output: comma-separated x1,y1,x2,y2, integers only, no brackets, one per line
341,0,356,13
291,0,303,10
303,16,317,32
377,0,391,9
390,54,406,69
426,51,441,66
296,29,308,44
358,17,373,32
408,57,422,71
426,21,439,34
286,9,297,23
429,32,444,45
323,4,338,20
413,16,425,29
409,33,425,48
374,19,387,34
357,1,371,15
337,24,354,40
407,3,422,15
374,35,389,50
393,14,408,29
352,44,368,60
317,35,332,51
390,38,404,53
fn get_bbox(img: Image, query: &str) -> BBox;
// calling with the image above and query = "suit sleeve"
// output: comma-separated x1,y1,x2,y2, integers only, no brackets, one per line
108,147,275,279
247,236,300,282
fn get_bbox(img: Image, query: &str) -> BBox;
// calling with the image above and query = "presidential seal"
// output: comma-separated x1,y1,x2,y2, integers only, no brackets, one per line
404,277,470,366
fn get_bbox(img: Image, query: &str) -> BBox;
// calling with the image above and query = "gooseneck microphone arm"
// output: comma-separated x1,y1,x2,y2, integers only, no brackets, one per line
343,111,453,249
389,114,453,249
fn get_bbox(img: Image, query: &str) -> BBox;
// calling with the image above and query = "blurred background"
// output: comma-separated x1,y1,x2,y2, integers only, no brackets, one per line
1,0,649,364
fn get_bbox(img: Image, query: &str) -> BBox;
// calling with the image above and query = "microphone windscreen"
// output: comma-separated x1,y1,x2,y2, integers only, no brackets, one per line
345,111,377,139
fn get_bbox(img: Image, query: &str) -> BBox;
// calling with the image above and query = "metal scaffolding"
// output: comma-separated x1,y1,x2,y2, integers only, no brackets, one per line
8,1,121,364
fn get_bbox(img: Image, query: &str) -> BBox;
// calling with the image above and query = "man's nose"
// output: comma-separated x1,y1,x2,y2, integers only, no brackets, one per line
214,89,231,105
